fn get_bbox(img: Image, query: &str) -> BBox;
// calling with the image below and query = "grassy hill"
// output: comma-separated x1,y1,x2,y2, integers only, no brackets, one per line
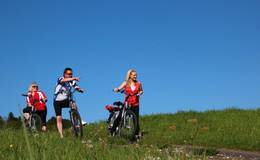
1,108,260,160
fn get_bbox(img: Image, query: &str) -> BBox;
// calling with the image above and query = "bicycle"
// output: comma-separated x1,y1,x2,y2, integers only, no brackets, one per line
105,90,137,140
68,89,84,138
21,94,42,133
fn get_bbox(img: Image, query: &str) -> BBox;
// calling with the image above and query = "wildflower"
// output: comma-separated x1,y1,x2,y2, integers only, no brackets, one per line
200,126,209,132
87,144,94,148
187,118,198,124
169,125,176,131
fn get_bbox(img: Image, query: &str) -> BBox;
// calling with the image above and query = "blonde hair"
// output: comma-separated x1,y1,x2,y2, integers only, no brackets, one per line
125,69,137,86
28,82,38,92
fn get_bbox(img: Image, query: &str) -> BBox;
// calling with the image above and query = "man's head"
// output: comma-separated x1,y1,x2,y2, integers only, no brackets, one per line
63,68,73,78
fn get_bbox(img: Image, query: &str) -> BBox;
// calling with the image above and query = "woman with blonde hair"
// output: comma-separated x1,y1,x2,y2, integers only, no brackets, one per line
23,82,48,131
114,69,144,140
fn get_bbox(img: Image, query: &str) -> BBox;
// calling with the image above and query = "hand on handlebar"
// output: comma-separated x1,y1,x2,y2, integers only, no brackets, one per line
76,88,84,93
113,88,125,94
113,88,120,92
40,98,47,103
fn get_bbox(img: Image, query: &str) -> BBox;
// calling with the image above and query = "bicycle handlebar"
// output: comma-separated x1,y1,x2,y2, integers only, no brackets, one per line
21,93,28,97
71,88,84,94
78,89,84,93
21,93,47,105
113,89,125,94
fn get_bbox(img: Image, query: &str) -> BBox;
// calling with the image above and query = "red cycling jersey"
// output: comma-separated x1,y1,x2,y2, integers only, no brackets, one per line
124,81,141,107
26,91,47,111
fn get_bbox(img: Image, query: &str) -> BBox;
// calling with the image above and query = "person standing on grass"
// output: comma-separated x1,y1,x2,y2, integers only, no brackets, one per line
23,82,48,131
113,69,144,140
53,68,84,138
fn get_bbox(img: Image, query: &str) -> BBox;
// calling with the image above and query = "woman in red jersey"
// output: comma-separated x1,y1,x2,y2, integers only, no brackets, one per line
114,69,144,139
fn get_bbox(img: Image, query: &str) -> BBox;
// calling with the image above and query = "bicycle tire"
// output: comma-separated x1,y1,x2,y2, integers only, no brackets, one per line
70,109,83,138
118,109,137,140
30,114,42,132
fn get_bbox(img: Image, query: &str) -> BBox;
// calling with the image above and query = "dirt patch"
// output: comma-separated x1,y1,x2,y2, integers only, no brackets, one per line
212,148,260,160
174,145,260,160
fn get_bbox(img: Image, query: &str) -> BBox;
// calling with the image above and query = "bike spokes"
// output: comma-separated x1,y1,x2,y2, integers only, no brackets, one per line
29,114,42,133
119,110,137,140
70,110,83,138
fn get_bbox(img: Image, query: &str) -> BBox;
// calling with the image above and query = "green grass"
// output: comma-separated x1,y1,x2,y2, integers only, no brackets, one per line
140,108,260,151
1,108,260,160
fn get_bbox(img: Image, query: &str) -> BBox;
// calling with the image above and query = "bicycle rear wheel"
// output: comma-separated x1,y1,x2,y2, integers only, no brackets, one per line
30,114,42,132
70,109,83,138
119,110,137,140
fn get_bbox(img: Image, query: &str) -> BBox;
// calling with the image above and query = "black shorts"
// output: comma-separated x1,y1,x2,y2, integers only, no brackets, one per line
35,110,47,126
53,99,70,116
23,107,32,113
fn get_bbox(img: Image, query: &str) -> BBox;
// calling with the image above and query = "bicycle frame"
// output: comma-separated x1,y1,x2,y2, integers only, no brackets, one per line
120,102,129,125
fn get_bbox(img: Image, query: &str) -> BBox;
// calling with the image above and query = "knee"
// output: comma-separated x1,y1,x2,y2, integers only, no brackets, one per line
42,126,47,132
24,113,30,120
57,116,62,123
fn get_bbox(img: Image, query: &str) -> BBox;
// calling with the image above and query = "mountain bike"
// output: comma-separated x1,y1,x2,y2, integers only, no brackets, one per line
105,90,137,140
21,94,42,133
68,89,84,138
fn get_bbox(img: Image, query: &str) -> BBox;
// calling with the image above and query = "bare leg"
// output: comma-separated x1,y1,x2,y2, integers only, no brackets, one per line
23,113,30,120
23,113,30,128
42,125,47,132
56,116,63,138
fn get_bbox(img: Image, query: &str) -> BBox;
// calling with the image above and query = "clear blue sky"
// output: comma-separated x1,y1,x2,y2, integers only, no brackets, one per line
0,0,260,122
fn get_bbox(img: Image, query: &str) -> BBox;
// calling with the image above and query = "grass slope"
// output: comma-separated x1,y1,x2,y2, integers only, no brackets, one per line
1,108,260,160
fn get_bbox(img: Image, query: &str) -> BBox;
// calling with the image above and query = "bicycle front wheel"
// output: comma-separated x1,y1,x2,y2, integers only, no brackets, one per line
30,114,42,132
70,110,83,138
119,110,137,140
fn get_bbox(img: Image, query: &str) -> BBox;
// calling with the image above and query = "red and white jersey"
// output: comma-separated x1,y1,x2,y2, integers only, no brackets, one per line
26,91,47,111
124,81,142,107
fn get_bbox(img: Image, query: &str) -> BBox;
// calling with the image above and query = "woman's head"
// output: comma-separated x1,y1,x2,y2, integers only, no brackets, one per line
28,82,38,92
63,67,73,78
125,69,137,84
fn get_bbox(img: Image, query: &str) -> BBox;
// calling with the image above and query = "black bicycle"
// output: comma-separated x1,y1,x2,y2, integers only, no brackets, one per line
106,90,137,140
21,94,42,133
68,89,84,138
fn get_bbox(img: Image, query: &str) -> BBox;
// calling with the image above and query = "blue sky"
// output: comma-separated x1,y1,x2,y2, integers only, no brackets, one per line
0,0,260,122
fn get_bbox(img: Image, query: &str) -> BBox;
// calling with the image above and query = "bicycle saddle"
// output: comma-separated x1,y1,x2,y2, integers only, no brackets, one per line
113,101,124,107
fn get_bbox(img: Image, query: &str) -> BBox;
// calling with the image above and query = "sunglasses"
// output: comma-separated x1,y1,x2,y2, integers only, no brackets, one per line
32,86,38,88
65,73,73,76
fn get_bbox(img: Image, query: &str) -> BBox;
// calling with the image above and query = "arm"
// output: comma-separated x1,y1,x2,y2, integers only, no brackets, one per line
58,77,84,92
137,83,144,96
114,81,126,92
26,93,33,107
71,80,84,93
60,77,80,83
74,85,84,93
39,91,48,103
